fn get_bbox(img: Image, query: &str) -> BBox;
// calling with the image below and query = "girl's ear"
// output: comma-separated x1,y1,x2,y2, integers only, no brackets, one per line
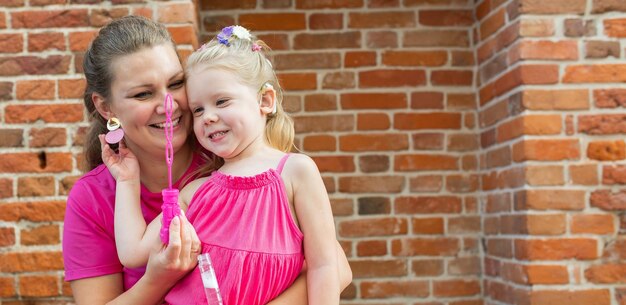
259,83,276,115
92,92,113,120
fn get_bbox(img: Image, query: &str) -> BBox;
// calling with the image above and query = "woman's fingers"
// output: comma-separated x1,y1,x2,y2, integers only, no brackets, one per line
164,216,182,262
179,214,193,262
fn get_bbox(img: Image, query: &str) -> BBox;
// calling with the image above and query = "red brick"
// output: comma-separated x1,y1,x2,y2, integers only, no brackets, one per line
357,113,390,130
529,289,610,305
294,115,353,133
448,216,480,233
395,154,458,171
419,10,473,26
338,133,404,151
0,227,15,247
275,53,340,70
382,51,447,67
360,280,429,298
309,13,343,30
322,72,355,89
88,7,128,27
0,251,63,272
350,259,408,278
519,40,578,60
570,164,598,185
341,93,407,109
594,89,626,108
579,114,626,135
21,224,60,245
349,11,416,28
586,264,626,283
515,238,598,260
17,176,55,197
366,31,398,48
593,0,626,13
28,32,65,52
12,9,88,28
405,30,469,47
358,197,390,214
605,19,626,37
516,189,586,211
413,133,444,150
0,276,15,297
486,238,513,258
412,259,443,276
587,140,626,161
0,200,66,222
0,129,23,148
168,25,198,46
452,51,474,67
240,13,306,31
340,217,407,237
603,165,626,185
411,92,444,109
157,2,195,24
359,69,426,88
520,19,555,37
394,112,461,130
200,0,256,10
431,70,473,86
480,8,505,40
312,156,355,173
585,40,620,58
58,78,86,99
0,152,72,174
564,18,596,37
448,257,481,276
526,265,569,284
564,64,626,83
512,139,580,162
356,240,387,256
0,34,23,53
0,178,13,199
434,280,480,297
571,214,615,234
303,135,335,152
525,165,564,186
0,55,70,76
5,104,83,123
19,275,59,297
519,0,586,14
331,199,352,216
295,32,360,49
395,196,462,214
203,15,237,33
522,89,589,110
16,80,54,100
446,175,479,193
338,176,404,193
448,93,476,110
409,175,443,193
277,73,317,91
345,51,376,67
391,237,460,256
359,155,389,173
591,190,626,211
412,217,444,234
296,0,362,9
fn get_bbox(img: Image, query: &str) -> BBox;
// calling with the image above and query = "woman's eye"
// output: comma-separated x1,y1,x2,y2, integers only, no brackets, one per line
169,80,184,89
133,91,151,99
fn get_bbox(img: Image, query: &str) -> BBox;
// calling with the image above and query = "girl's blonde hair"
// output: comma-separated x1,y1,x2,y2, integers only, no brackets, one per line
186,26,295,176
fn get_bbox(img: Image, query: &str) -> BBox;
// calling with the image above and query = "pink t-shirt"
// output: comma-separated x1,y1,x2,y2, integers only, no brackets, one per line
63,154,202,290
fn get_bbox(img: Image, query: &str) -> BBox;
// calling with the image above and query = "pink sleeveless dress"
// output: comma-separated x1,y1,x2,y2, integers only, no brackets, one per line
165,154,304,305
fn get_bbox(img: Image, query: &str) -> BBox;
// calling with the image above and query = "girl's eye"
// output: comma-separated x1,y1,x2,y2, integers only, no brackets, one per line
169,79,184,89
192,107,204,116
216,99,228,106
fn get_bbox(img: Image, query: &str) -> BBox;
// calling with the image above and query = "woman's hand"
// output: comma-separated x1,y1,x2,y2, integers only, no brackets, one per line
143,213,201,285
99,135,140,182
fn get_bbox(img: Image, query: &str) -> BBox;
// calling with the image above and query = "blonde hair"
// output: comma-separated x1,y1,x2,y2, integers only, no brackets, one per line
186,27,295,175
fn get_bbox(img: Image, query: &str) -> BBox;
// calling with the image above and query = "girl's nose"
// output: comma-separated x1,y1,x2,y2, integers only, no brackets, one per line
202,110,218,124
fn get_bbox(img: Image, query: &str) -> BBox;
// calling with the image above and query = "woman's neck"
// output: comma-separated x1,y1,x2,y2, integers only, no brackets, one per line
137,143,194,193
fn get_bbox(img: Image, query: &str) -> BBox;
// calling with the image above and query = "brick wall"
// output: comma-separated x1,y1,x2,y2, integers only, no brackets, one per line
0,0,199,302
2,0,626,304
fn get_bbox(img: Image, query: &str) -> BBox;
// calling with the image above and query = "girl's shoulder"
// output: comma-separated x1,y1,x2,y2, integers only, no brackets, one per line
282,153,320,180
180,176,210,207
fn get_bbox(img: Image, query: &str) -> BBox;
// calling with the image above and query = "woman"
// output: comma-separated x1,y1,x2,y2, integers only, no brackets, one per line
62,16,351,304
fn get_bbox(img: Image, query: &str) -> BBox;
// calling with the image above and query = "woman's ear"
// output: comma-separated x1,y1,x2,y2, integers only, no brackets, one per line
259,83,276,115
92,92,112,120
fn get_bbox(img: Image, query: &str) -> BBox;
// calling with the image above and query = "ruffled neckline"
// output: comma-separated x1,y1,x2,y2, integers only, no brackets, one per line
210,169,281,189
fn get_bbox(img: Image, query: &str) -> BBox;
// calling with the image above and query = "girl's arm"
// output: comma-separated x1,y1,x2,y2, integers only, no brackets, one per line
71,215,200,305
98,136,155,267
267,240,353,304
288,154,342,305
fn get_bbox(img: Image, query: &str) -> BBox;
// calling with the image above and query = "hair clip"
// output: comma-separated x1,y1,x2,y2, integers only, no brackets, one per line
217,25,252,46
252,43,262,52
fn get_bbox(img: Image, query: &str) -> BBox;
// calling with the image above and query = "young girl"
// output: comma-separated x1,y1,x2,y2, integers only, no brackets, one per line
101,25,342,305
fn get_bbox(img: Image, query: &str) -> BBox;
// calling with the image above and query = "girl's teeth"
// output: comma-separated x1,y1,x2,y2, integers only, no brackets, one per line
210,131,226,139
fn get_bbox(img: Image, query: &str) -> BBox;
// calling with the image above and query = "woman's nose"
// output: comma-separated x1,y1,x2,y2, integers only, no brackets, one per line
156,92,180,114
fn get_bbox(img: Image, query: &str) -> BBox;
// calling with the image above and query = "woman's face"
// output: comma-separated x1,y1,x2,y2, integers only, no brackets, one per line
107,43,192,159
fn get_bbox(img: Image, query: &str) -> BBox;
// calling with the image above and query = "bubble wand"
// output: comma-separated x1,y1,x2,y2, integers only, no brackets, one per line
160,93,181,244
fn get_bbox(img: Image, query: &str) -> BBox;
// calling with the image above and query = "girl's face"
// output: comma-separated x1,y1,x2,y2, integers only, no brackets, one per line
187,67,269,161
107,44,192,159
